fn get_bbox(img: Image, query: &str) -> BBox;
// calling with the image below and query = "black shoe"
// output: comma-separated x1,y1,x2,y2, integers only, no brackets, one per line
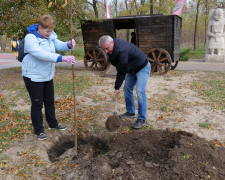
48,123,67,131
131,119,146,129
35,133,47,140
121,112,136,119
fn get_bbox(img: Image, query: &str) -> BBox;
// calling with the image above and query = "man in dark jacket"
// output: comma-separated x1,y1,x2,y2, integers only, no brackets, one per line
99,35,151,129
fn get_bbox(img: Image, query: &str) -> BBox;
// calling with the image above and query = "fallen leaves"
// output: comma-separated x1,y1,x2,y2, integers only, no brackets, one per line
211,141,225,147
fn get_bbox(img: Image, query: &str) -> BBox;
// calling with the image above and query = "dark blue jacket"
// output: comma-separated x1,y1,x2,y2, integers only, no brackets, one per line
109,38,148,89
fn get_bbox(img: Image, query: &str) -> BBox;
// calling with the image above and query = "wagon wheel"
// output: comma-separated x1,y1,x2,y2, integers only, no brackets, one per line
146,48,171,75
171,61,178,70
84,48,108,71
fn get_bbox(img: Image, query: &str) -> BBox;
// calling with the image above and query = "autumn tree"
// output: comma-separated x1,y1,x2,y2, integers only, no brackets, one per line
0,0,94,41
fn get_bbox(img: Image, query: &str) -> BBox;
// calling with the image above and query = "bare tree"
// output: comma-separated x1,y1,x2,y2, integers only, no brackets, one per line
194,0,201,50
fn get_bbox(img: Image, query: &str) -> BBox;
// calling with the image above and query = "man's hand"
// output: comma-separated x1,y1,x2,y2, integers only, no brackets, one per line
114,89,120,96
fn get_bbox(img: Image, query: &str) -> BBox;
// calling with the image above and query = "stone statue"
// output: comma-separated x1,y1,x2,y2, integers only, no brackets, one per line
207,8,225,55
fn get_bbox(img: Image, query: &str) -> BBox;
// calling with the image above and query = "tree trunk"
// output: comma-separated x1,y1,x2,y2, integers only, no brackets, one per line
150,0,153,14
125,0,128,10
204,0,208,46
194,0,200,51
114,0,117,17
158,0,162,14
5,33,7,48
125,0,129,41
141,0,145,15
93,0,98,18
0,35,6,51
134,0,137,11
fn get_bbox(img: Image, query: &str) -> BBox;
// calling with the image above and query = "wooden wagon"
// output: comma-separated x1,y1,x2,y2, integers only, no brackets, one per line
81,14,182,75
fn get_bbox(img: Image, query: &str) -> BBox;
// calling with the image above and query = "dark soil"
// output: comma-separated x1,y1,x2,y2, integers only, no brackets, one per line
105,115,122,132
48,129,225,180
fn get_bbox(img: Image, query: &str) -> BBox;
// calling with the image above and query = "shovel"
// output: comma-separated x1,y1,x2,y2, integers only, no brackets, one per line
113,94,118,115
105,94,122,132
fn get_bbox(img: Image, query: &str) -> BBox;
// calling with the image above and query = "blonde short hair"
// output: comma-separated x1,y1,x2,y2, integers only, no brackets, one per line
38,14,55,29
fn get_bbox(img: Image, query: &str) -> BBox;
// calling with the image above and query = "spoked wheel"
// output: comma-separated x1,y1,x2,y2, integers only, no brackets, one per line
146,48,172,75
171,61,178,70
84,48,108,71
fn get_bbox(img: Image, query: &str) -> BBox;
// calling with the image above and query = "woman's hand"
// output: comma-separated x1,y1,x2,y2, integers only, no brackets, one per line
68,39,76,48
63,56,76,64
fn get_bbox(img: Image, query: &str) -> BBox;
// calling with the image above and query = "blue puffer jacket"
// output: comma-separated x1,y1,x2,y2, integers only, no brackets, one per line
22,24,70,82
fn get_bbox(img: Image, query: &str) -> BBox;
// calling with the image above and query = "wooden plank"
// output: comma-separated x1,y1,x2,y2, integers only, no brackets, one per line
172,15,182,61
82,20,114,49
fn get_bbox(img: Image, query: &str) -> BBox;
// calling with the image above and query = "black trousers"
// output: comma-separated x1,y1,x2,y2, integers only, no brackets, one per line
23,77,58,135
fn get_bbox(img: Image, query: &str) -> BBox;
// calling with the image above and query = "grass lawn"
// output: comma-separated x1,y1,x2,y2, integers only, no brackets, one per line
180,48,205,61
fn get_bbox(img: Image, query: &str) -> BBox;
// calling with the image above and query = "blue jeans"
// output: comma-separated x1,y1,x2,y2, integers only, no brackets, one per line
123,62,151,120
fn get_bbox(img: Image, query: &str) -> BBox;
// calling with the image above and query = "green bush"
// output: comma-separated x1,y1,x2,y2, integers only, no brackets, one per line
179,48,191,61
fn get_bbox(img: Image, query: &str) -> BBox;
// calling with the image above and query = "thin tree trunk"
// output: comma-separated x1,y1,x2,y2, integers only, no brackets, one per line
141,0,145,15
150,0,153,14
134,0,137,11
194,0,200,50
204,0,208,46
0,35,6,51
115,0,117,17
125,0,129,41
158,0,162,14
93,0,98,18
69,0,78,153
5,33,7,48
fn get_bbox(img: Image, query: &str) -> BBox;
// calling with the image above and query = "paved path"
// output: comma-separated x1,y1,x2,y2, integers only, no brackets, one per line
1,53,225,72
175,59,225,72
0,53,85,69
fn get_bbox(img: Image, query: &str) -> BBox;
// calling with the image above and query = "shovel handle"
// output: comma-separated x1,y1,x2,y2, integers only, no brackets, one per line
114,94,118,113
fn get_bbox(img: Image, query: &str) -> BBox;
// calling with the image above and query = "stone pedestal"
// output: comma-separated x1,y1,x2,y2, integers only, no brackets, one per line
205,54,225,63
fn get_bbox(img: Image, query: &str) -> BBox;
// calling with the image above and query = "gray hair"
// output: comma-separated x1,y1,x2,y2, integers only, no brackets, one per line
99,35,113,47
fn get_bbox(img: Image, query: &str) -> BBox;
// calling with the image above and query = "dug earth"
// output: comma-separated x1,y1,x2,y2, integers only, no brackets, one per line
49,129,225,180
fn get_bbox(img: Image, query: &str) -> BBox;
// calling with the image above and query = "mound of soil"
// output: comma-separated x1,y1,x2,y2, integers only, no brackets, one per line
105,115,122,132
48,129,225,180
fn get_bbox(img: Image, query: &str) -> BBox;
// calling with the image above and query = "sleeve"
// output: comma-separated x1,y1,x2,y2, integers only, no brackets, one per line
24,34,60,63
114,51,129,90
53,38,71,52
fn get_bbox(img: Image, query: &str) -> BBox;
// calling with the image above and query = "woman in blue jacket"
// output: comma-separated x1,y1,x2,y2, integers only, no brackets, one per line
22,14,76,140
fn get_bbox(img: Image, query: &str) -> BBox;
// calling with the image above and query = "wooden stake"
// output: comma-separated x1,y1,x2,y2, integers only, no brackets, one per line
69,0,77,152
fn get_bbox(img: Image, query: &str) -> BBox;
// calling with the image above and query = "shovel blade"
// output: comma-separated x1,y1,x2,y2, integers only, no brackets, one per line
113,112,117,115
